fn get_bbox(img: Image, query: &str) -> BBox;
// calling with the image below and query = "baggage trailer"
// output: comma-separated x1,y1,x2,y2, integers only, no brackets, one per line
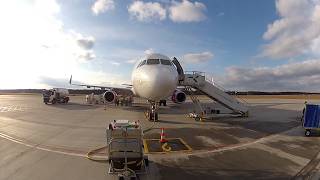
106,120,148,180
303,104,320,137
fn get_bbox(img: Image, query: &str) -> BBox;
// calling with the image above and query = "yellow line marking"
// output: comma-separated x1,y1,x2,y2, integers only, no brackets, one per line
143,139,149,153
161,142,172,152
178,138,193,151
144,150,192,154
144,138,180,141
143,138,192,154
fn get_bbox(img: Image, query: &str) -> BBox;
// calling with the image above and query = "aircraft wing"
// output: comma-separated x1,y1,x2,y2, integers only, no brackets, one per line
69,75,132,91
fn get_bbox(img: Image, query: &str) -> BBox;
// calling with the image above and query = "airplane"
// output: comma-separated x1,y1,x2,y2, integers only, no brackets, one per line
69,53,187,121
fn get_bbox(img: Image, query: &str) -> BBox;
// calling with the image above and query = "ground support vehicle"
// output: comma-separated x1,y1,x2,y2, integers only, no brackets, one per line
106,120,148,180
43,88,69,104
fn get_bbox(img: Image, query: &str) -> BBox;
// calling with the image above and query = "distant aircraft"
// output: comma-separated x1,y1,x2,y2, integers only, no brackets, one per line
70,53,187,121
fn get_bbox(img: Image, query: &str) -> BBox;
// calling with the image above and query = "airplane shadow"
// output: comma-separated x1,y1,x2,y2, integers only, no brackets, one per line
197,104,302,136
155,103,304,137
46,102,101,110
119,102,231,115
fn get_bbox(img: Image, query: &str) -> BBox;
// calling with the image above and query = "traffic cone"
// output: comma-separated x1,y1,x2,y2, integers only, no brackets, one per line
159,128,168,143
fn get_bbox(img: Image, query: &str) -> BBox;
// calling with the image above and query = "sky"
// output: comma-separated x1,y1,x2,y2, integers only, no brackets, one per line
1,0,320,92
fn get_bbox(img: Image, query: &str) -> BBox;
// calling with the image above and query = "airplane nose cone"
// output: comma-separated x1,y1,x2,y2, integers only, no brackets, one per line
141,66,178,100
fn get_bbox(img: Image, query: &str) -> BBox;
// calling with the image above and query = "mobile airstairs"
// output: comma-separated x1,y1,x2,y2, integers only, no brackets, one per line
179,71,249,120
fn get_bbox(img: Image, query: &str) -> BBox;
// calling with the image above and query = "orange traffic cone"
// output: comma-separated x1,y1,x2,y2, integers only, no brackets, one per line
159,128,168,143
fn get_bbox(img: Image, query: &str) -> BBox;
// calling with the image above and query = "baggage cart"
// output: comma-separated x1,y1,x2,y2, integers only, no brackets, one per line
106,120,148,180
303,104,320,136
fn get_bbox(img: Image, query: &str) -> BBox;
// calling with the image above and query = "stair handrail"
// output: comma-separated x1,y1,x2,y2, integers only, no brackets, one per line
185,86,203,113
204,73,249,106
183,71,249,112
184,71,206,77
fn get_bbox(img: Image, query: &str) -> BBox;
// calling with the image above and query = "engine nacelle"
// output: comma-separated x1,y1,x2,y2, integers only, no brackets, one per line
171,90,186,104
103,90,117,102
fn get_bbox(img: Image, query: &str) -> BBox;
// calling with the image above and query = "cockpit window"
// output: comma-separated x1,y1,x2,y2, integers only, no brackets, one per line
137,60,146,68
160,59,172,65
147,59,160,65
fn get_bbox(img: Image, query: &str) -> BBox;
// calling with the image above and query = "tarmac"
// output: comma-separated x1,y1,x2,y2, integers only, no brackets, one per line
0,94,320,180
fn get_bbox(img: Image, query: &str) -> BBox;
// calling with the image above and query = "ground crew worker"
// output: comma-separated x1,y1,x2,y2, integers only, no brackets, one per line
115,98,119,106
120,98,124,106
124,97,128,106
128,96,133,106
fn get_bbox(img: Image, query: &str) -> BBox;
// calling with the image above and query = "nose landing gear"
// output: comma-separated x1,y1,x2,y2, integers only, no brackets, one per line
147,101,158,121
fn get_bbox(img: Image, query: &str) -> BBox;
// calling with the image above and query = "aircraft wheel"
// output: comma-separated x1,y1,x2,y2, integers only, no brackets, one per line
52,99,56,104
149,112,154,121
155,112,158,121
305,130,311,137
144,158,149,167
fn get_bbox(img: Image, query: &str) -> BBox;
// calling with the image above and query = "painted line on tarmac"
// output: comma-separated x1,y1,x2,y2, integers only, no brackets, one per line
0,131,105,158
187,126,301,156
161,143,172,152
0,124,300,160
292,149,320,179
144,138,192,154
151,126,301,158
0,105,26,112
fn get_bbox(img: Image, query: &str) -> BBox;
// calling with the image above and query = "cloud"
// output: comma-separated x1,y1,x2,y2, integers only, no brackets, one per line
219,59,320,92
34,0,60,15
110,61,120,66
0,0,98,88
169,0,206,22
91,0,115,15
261,0,320,59
70,70,130,87
127,0,207,23
78,51,96,61
75,35,96,61
39,69,130,89
38,76,73,88
144,48,154,55
182,51,213,64
217,12,224,16
128,1,166,22
126,59,137,64
125,48,154,64
77,36,95,49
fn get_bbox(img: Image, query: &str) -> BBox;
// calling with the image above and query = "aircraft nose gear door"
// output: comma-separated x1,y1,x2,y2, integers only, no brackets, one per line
172,57,185,83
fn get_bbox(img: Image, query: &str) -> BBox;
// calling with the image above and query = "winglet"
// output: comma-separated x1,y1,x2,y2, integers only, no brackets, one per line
69,75,72,84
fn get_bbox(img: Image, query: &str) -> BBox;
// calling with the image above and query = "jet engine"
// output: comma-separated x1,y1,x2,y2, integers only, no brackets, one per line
103,90,117,102
171,90,186,103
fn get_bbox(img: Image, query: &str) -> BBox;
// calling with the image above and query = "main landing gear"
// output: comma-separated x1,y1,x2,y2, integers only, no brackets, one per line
147,101,158,121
